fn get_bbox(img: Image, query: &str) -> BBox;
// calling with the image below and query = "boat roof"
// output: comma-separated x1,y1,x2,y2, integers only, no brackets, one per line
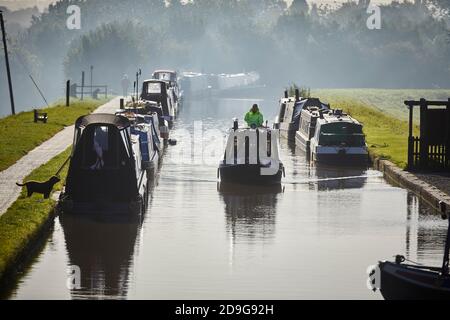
153,70,176,74
319,110,362,125
75,113,130,129
143,79,167,84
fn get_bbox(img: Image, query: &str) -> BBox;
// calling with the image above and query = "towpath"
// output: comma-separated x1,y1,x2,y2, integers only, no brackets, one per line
0,97,121,216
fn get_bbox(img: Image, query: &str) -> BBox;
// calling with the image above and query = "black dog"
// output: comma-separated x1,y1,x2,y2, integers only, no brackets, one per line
16,175,60,199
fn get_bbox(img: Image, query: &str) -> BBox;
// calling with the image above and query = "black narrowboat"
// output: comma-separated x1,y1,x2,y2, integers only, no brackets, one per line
59,114,148,215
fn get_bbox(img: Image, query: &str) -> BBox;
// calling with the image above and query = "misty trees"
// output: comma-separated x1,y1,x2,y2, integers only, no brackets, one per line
1,0,450,115
64,22,159,93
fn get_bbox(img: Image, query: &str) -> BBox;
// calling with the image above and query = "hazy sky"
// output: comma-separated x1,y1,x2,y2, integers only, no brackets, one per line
1,0,394,11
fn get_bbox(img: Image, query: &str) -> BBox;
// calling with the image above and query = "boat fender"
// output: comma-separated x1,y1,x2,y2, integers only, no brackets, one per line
217,168,220,179
395,255,406,264
282,166,286,178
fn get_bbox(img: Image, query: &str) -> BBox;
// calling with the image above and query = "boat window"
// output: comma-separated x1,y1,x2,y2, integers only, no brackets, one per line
320,123,363,135
155,72,175,81
147,83,162,94
81,126,121,170
318,123,365,147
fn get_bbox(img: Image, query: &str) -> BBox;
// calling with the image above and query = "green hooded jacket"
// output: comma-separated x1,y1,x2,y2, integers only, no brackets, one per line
244,110,264,127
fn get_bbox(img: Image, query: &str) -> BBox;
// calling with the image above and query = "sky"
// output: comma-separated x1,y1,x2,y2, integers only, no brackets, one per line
1,0,394,11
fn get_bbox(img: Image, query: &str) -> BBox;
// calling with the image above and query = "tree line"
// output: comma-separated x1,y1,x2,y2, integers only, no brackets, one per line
0,0,449,115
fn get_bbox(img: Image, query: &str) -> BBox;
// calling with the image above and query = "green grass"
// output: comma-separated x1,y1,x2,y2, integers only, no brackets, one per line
312,94,419,168
0,148,71,280
0,98,110,172
313,89,450,121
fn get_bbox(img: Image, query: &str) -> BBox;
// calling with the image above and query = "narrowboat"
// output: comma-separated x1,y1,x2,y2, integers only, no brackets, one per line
115,110,161,177
59,114,148,215
376,202,450,300
140,79,177,126
274,90,330,141
295,106,324,153
218,120,284,184
152,69,182,112
120,101,170,143
309,109,368,165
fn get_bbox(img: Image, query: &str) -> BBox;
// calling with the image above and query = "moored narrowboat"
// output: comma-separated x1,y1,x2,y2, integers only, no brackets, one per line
115,111,161,177
141,79,177,126
376,202,450,300
59,114,148,215
274,90,330,141
309,109,368,166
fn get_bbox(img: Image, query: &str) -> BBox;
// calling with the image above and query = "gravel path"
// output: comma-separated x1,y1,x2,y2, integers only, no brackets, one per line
0,97,121,216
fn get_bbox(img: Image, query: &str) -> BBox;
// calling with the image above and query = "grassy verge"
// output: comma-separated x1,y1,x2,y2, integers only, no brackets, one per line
0,98,110,172
313,95,419,168
0,148,71,280
313,88,450,121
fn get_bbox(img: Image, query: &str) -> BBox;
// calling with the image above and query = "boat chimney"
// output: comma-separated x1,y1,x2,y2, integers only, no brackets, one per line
233,118,238,131
284,90,288,99
295,89,300,102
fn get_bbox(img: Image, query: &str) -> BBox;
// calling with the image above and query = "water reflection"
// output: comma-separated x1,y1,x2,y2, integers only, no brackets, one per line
218,182,282,243
313,164,367,191
60,210,142,299
405,193,447,264
5,96,450,300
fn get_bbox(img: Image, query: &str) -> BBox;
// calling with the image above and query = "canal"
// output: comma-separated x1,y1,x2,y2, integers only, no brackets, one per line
5,96,448,300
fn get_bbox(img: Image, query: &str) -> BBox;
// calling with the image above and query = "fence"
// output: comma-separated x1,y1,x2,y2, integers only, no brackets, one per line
406,99,450,171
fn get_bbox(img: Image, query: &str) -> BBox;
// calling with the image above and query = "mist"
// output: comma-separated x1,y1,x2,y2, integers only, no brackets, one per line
1,0,449,117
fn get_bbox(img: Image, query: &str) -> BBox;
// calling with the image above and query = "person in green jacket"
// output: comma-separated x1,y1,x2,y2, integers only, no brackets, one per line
244,104,264,128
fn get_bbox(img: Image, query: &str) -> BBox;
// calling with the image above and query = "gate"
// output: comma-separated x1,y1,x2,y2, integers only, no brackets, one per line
405,99,450,171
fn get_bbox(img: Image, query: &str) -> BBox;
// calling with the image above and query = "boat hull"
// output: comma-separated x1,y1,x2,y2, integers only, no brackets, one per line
279,122,297,141
295,131,310,152
218,163,283,185
379,261,450,300
312,150,368,166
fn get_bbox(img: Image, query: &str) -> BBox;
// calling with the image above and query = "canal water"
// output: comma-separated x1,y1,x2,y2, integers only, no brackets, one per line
5,96,448,300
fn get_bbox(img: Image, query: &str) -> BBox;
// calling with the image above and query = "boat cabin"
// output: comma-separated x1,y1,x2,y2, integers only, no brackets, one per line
152,70,177,83
274,92,329,140
309,110,368,165
141,79,176,124
218,120,284,184
295,106,324,152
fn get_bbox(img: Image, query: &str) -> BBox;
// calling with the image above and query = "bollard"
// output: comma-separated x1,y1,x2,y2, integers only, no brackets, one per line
66,80,70,106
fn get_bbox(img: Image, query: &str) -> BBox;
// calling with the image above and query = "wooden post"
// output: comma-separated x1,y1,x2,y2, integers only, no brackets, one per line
447,99,450,169
120,98,124,109
407,102,414,170
419,98,428,169
90,65,93,98
66,80,70,106
81,71,85,101
0,11,15,115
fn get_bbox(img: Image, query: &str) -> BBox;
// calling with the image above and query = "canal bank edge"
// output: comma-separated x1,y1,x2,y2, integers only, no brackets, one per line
370,153,450,213
0,148,71,290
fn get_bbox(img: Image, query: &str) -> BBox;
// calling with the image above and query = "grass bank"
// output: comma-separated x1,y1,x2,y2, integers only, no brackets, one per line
313,88,450,121
0,98,109,172
311,93,420,168
0,148,70,281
